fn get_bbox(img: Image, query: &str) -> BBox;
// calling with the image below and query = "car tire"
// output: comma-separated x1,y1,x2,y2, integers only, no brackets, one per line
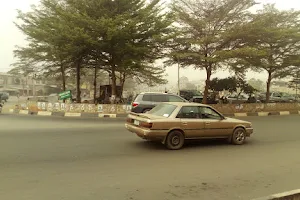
165,130,185,150
143,109,151,113
231,128,246,145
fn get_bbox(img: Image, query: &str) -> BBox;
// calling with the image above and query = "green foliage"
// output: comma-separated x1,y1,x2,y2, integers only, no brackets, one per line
210,76,257,95
210,77,238,92
226,5,300,102
169,0,255,103
12,0,171,102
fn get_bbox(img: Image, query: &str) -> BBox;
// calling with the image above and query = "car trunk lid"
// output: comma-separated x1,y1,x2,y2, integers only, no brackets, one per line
127,112,166,128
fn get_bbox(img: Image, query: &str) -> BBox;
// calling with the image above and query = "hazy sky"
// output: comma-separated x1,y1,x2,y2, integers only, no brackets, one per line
1,0,300,84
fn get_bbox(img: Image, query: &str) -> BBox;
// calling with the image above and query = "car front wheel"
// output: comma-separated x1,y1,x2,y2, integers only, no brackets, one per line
231,128,246,145
165,130,185,150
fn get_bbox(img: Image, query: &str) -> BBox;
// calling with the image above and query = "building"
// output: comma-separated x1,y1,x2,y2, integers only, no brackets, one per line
0,72,60,96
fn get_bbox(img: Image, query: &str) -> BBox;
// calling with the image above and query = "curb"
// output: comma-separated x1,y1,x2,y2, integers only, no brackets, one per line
252,189,300,200
8,110,127,118
227,111,300,117
7,110,300,118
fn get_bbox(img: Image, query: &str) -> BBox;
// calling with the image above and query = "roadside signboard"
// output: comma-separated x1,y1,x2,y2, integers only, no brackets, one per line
59,90,72,100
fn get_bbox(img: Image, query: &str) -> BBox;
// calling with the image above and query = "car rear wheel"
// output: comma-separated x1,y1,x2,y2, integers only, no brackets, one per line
231,128,246,145
165,130,185,150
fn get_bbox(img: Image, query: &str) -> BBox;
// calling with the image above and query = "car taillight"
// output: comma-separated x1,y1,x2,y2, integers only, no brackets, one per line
132,102,139,107
140,122,153,129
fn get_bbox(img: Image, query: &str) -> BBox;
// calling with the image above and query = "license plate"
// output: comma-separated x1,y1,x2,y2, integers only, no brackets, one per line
134,120,140,126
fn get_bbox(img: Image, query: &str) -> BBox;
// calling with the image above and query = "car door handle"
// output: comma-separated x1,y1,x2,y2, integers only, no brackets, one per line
182,122,188,126
205,122,210,125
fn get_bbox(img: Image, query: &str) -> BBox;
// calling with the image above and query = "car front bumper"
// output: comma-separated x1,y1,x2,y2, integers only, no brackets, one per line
246,127,254,136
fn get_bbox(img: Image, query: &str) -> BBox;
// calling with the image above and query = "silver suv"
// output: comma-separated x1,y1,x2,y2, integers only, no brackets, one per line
131,92,187,113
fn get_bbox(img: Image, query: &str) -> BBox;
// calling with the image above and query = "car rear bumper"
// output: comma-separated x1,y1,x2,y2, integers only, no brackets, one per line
246,128,254,136
125,123,166,141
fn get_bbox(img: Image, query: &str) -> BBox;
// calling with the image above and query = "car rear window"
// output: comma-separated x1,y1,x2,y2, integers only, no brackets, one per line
147,103,177,117
134,94,143,101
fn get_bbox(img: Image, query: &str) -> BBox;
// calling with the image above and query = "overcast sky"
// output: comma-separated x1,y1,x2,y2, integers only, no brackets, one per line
1,0,300,84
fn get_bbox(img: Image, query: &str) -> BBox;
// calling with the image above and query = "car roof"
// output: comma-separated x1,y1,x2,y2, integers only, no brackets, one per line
164,102,210,107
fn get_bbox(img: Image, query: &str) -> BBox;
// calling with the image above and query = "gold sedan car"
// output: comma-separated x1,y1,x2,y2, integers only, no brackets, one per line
125,102,253,150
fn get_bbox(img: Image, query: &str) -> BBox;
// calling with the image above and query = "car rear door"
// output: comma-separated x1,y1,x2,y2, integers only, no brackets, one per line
177,106,205,139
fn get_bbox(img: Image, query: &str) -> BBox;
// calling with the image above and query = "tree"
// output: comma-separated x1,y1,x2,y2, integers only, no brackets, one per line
14,0,95,102
227,5,300,102
169,0,255,103
13,0,172,103
210,77,238,92
288,78,300,98
210,76,256,96
80,0,173,100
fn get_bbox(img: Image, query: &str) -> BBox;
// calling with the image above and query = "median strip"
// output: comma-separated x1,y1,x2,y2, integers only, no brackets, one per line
6,109,300,118
64,113,81,117
37,111,52,116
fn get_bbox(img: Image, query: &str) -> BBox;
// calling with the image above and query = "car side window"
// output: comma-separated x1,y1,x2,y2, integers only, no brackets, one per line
168,95,185,102
152,95,168,102
142,94,152,101
199,107,221,120
177,106,200,119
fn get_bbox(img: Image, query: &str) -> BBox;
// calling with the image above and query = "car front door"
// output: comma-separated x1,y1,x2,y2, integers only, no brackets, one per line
199,106,231,137
177,106,205,139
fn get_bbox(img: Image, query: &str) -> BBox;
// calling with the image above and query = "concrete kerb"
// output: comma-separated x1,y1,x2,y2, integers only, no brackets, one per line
252,189,300,200
9,109,125,118
8,109,300,118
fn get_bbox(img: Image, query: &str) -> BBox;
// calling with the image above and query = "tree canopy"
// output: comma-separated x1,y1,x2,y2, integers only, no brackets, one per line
168,0,256,103
225,4,300,102
10,0,300,104
13,0,171,102
210,76,256,95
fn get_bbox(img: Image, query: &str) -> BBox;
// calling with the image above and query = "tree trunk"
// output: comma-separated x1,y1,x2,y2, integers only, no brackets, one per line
76,60,82,103
120,73,126,98
26,76,29,96
266,71,272,103
94,66,98,104
202,67,212,104
60,65,66,91
111,67,117,104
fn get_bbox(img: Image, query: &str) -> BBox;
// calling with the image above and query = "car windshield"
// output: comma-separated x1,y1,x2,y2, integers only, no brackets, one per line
147,103,177,118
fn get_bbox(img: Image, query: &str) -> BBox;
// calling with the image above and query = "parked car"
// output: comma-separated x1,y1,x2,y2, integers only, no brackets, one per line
189,96,203,103
189,93,219,104
0,92,9,102
258,92,296,103
131,92,188,113
125,102,253,150
227,93,249,104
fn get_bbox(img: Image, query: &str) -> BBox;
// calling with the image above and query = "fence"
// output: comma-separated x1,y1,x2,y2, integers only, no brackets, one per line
15,102,300,114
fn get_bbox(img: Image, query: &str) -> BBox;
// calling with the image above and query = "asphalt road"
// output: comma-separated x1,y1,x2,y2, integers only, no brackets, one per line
0,114,300,200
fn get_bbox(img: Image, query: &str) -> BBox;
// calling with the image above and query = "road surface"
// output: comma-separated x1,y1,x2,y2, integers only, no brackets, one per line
0,114,299,200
